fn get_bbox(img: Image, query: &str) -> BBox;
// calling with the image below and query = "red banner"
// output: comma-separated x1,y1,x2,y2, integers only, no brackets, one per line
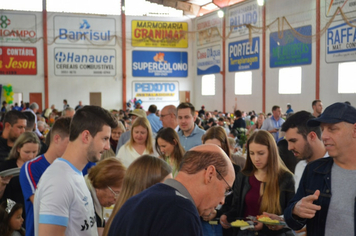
0,46,37,75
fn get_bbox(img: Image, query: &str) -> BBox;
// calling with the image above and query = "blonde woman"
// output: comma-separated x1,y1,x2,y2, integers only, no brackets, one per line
103,155,172,236
116,117,157,167
0,132,40,222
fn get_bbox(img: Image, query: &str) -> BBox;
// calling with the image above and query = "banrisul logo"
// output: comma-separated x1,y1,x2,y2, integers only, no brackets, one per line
79,20,90,29
59,19,111,41
0,15,11,29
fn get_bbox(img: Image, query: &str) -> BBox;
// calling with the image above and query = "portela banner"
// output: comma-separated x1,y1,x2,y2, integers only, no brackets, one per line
131,20,188,48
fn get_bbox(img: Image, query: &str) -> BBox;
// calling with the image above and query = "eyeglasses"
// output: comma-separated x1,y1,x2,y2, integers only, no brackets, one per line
160,113,170,118
107,186,120,199
215,168,233,197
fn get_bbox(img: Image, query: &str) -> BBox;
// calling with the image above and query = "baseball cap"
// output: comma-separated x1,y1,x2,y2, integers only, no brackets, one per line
129,109,147,118
307,102,356,127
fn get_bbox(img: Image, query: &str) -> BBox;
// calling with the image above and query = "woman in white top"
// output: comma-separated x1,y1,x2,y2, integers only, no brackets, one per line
116,117,156,167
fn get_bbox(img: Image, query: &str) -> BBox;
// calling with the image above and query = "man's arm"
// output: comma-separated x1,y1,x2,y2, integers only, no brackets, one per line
29,194,34,203
19,163,36,204
0,176,12,199
284,165,321,230
292,190,321,219
39,224,66,236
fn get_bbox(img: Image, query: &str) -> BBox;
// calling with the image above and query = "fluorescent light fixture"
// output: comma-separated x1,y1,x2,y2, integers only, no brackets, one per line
217,10,224,18
257,0,264,6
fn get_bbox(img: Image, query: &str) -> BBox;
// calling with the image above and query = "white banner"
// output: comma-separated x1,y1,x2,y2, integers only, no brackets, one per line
228,1,261,38
196,14,222,46
54,48,116,76
54,16,116,45
325,19,356,63
0,13,37,43
197,45,221,75
325,0,356,17
132,81,179,102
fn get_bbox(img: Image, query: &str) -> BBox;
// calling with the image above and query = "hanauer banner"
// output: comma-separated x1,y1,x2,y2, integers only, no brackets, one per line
54,48,116,76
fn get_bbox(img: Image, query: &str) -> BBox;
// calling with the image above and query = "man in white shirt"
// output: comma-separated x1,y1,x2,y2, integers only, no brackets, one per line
34,106,117,236
281,111,326,191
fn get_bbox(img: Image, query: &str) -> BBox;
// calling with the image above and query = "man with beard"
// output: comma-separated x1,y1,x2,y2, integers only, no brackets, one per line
0,110,27,163
281,111,326,191
34,106,117,236
284,103,356,235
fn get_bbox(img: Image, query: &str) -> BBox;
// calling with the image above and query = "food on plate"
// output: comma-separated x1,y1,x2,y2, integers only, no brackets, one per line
256,215,279,224
230,219,249,227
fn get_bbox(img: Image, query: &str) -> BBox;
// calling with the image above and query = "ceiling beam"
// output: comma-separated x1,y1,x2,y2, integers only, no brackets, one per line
148,0,201,16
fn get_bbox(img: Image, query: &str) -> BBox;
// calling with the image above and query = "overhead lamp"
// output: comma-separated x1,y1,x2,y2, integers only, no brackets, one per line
217,10,224,18
257,0,264,6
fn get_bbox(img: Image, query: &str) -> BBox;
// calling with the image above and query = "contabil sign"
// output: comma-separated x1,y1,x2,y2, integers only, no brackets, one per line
131,20,188,48
0,47,37,75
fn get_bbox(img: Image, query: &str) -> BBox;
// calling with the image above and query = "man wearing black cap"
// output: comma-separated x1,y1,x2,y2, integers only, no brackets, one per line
284,102,356,236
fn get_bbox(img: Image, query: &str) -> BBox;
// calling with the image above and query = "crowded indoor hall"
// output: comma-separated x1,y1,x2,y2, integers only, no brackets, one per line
1,0,356,235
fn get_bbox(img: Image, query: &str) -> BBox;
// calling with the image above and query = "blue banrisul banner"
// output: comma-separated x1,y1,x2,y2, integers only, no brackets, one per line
132,51,188,77
270,25,312,68
228,37,260,72
197,45,221,75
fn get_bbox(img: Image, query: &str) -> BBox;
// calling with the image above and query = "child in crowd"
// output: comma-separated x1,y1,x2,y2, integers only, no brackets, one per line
0,199,25,236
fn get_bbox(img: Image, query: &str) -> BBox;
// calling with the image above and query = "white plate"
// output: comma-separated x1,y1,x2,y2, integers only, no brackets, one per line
0,167,21,177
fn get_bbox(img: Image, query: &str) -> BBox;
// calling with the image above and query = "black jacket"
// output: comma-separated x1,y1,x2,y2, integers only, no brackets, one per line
225,170,295,236
0,133,11,163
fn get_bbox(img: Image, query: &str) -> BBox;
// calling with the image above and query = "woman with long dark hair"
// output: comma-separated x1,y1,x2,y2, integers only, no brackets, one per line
220,130,294,236
155,127,185,177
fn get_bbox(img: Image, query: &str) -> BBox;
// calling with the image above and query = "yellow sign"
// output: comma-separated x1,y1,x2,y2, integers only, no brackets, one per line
136,93,175,97
132,20,188,48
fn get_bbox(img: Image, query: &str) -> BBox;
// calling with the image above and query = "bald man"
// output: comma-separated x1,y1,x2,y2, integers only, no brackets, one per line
108,144,235,236
160,105,179,131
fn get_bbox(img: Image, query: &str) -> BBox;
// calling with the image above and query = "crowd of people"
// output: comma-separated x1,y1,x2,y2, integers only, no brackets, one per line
0,98,354,236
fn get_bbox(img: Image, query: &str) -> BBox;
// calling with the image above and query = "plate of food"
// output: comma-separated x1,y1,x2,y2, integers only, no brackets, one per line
0,167,21,177
230,219,251,227
256,215,286,226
